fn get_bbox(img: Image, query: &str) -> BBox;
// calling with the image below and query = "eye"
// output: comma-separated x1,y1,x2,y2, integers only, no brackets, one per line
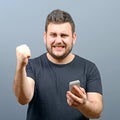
61,34,68,38
50,33,57,37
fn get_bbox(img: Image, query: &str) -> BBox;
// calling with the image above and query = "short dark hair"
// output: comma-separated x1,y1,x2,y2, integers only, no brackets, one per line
45,9,75,33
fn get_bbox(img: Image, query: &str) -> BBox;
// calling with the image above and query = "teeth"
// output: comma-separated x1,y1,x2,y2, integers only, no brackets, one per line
54,46,64,47
53,45,65,48
57,46,62,47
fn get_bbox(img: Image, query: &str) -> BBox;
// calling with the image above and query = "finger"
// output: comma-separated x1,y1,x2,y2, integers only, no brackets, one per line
16,44,31,58
25,47,31,58
21,44,31,58
71,86,84,98
67,91,84,105
66,94,74,106
72,86,87,103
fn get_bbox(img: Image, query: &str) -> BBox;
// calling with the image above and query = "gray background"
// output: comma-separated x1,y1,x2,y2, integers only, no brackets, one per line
0,0,120,120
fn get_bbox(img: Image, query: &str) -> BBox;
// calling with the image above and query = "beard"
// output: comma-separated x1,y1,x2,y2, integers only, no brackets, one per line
46,43,73,60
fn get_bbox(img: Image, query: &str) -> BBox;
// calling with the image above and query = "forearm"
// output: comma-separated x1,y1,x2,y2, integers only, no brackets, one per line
78,99,103,118
14,66,33,105
66,87,103,119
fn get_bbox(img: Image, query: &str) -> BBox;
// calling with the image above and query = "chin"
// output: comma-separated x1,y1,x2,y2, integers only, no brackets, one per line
52,53,69,60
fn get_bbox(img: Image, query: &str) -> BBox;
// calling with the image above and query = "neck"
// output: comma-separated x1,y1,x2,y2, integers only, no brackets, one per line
46,53,75,64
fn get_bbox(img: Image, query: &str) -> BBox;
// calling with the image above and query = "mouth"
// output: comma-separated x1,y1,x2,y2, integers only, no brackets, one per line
52,45,65,51
53,46,65,48
53,44,65,47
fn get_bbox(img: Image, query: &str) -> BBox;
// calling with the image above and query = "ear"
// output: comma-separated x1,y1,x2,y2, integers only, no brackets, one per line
72,32,77,44
43,32,47,44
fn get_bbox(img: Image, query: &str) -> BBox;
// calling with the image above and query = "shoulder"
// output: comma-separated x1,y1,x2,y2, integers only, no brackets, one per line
75,55,96,66
27,53,46,68
74,55,99,73
29,53,46,63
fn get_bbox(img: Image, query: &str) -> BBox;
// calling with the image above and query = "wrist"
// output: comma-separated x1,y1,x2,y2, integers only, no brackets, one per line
77,99,89,114
16,63,26,71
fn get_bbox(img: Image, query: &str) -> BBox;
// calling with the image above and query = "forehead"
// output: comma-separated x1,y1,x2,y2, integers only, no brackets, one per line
47,23,72,33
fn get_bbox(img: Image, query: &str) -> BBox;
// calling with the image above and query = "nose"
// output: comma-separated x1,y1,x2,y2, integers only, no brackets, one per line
55,36,62,43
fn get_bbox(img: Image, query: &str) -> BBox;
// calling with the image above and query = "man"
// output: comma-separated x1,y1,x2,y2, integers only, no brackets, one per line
13,9,103,120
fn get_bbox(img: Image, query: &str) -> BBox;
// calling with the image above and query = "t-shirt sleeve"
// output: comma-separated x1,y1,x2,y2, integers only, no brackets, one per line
26,59,35,81
86,63,103,95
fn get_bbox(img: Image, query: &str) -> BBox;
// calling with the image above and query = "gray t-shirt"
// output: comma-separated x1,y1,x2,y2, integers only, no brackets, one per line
26,53,102,120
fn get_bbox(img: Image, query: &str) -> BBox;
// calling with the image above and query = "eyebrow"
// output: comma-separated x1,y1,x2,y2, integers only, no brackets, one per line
50,32,69,35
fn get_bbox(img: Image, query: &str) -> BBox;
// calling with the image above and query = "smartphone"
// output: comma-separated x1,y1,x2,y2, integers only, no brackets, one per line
69,80,80,91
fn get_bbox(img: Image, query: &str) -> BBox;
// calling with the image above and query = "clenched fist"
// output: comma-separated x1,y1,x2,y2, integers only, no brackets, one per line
16,44,31,67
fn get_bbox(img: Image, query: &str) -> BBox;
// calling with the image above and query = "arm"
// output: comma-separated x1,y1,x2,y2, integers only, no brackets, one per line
13,44,35,105
66,86,103,119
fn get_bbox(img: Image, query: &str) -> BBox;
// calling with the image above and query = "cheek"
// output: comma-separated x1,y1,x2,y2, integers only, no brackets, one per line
65,39,73,45
48,37,55,44
46,38,54,47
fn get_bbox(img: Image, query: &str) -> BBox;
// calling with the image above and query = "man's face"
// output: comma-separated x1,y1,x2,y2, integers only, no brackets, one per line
44,22,76,60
